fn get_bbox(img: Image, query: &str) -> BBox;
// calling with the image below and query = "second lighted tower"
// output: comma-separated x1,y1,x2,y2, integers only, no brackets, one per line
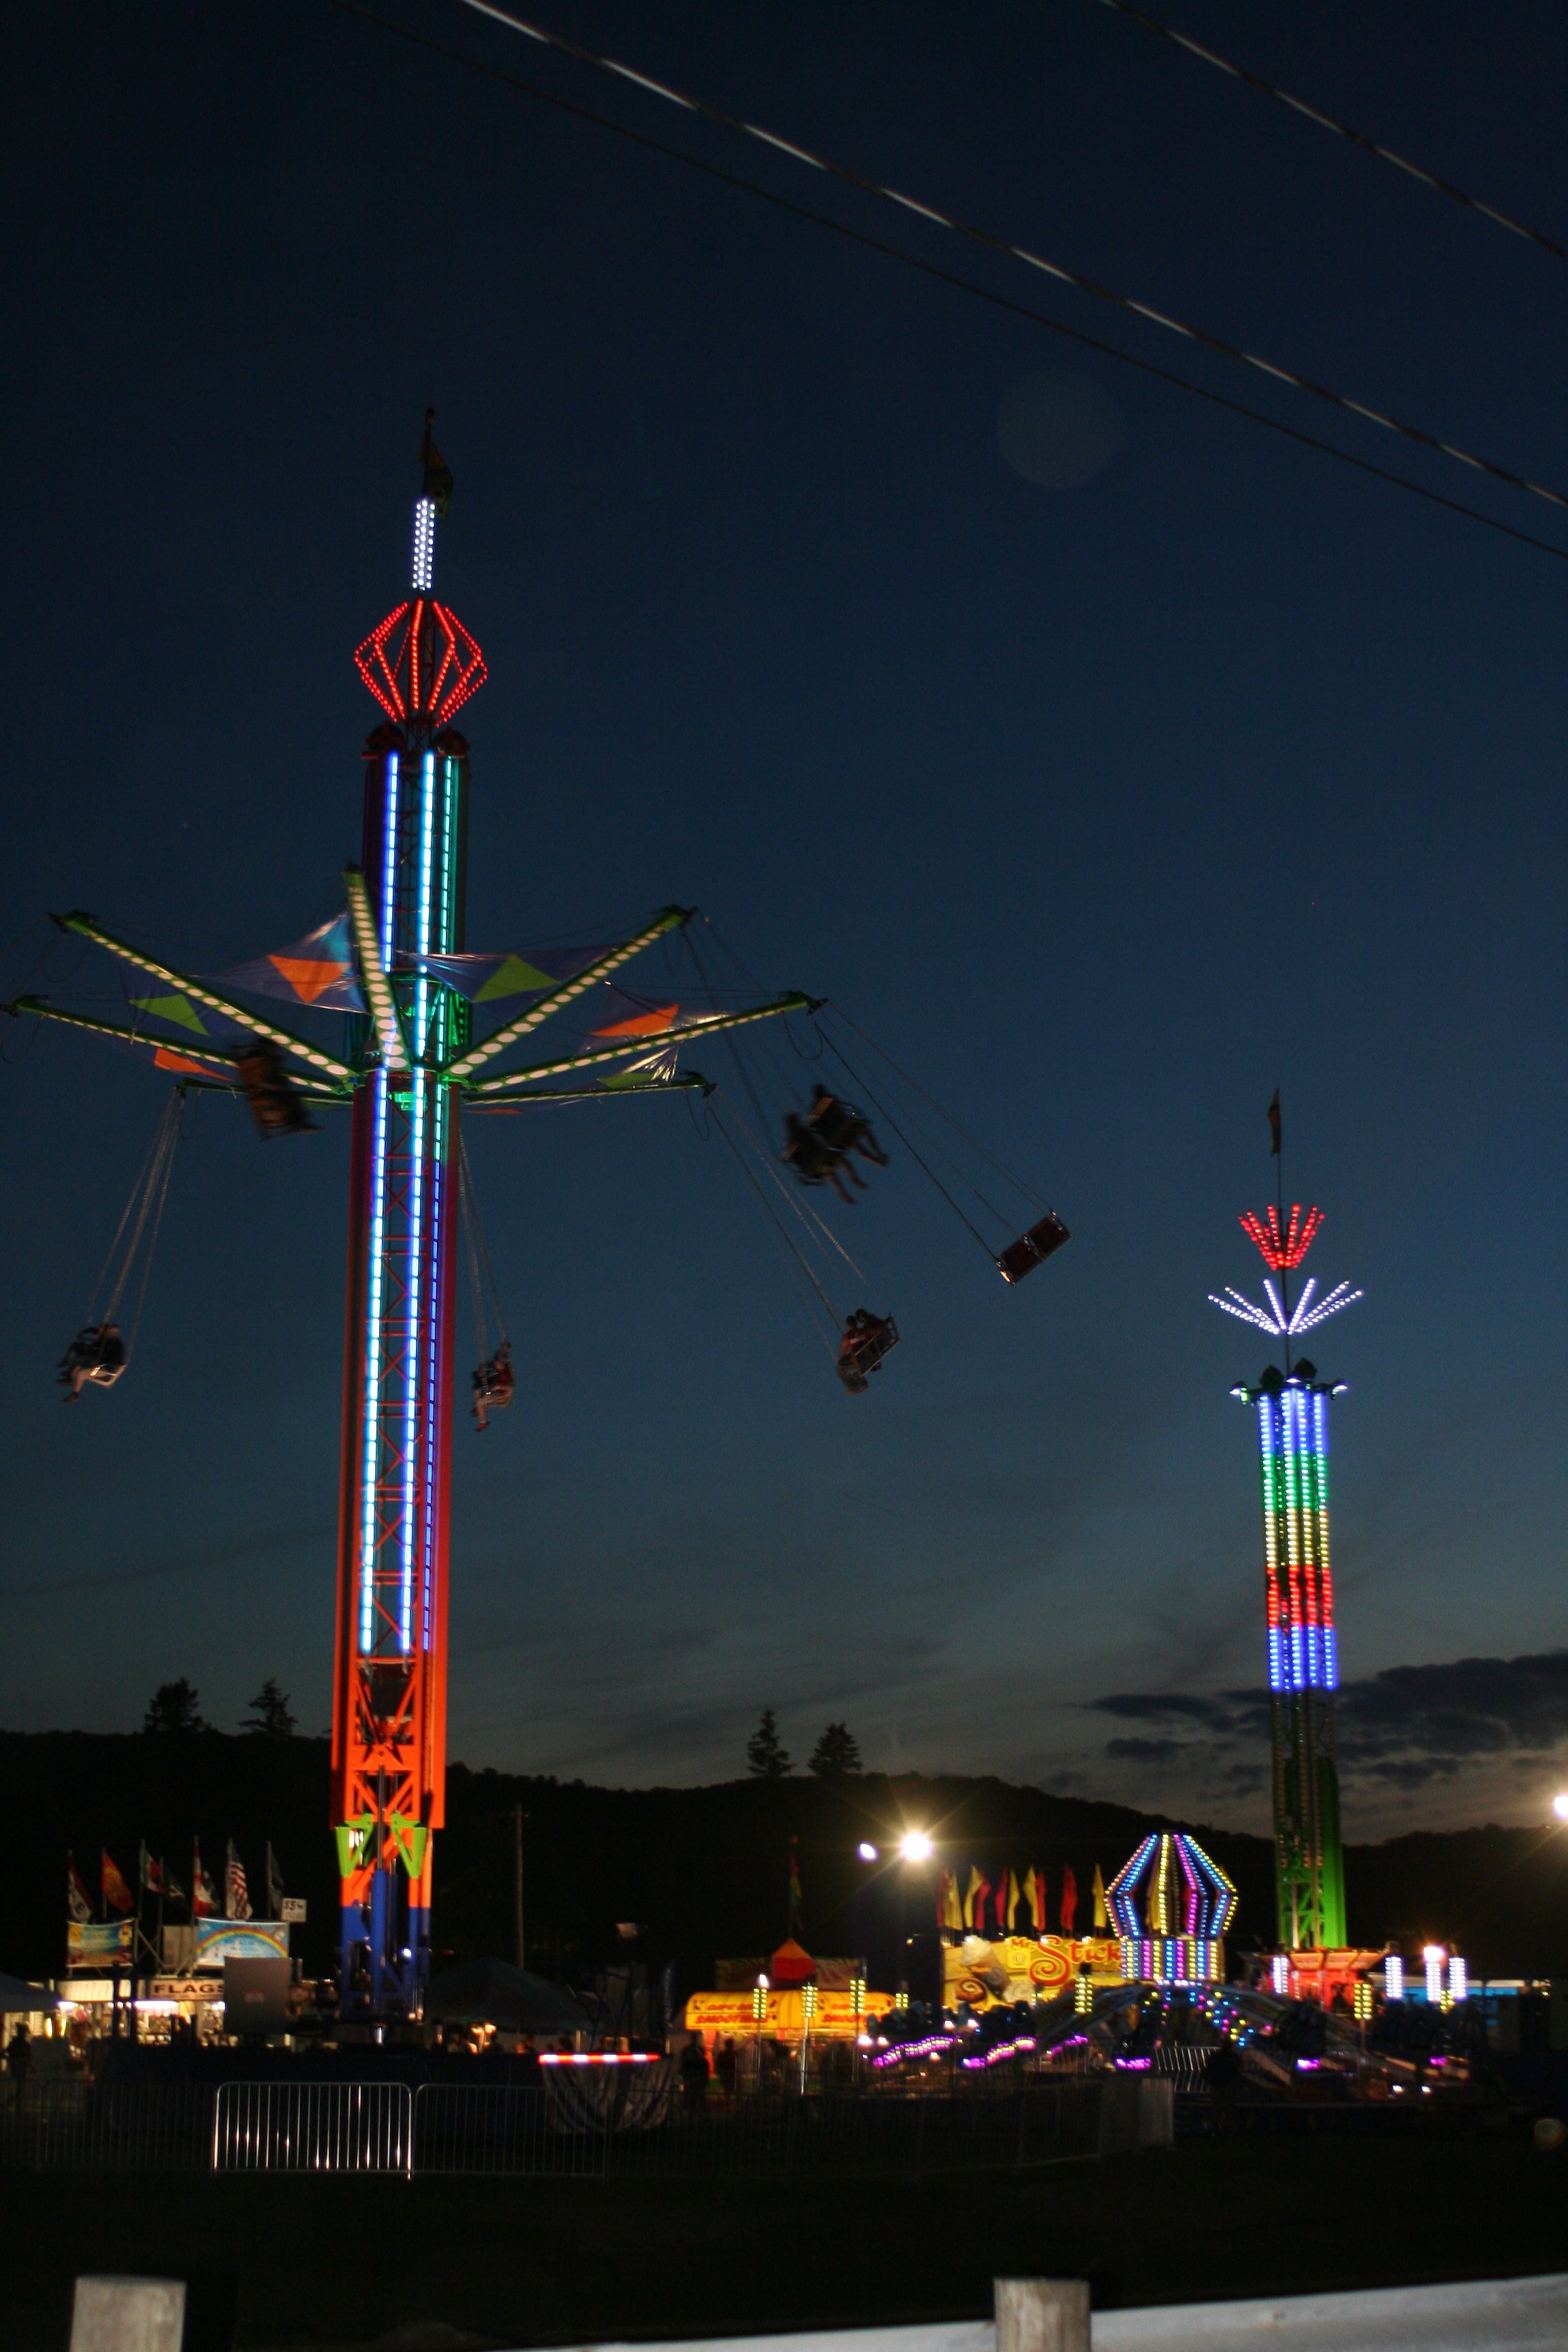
1210,1163,1362,1950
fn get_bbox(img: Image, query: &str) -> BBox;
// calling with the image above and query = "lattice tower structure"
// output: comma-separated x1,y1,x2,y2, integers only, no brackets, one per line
331,503,485,2010
1210,1199,1361,1950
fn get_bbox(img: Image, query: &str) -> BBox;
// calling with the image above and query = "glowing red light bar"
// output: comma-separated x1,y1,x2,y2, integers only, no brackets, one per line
355,600,487,725
1239,1203,1323,1271
536,2051,657,2065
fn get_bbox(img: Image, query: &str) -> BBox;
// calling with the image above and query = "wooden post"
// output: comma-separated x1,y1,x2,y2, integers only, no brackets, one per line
995,2278,1091,2352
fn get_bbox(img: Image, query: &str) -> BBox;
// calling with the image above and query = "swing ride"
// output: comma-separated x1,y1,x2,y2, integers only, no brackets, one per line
7,421,1070,2019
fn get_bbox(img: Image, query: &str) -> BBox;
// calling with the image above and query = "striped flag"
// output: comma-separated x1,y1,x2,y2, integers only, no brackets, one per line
225,1841,252,1921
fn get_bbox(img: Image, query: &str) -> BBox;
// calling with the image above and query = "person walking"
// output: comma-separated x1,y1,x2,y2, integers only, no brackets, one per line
5,2023,32,2108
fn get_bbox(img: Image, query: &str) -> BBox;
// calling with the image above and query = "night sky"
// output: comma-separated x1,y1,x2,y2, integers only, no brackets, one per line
5,0,1566,1839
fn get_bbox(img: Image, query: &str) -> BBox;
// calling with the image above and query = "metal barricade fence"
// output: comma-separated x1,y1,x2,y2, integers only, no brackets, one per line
0,2075,214,2171
414,2082,605,2178
0,2074,1104,2178
212,2081,412,2176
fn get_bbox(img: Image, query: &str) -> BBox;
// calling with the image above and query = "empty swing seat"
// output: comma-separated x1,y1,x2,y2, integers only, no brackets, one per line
997,1212,1071,1284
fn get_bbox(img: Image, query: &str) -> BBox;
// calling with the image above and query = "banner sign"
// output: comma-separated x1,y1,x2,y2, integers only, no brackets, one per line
194,1919,289,1967
66,1920,133,1965
280,1897,308,1924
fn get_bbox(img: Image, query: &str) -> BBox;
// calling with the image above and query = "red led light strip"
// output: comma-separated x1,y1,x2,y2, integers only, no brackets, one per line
354,602,487,725
1239,1202,1323,1271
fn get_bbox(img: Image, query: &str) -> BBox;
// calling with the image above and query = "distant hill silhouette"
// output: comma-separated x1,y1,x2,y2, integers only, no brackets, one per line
5,1730,1563,1987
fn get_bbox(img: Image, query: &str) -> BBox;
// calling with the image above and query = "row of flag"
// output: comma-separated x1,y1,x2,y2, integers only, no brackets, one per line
68,1841,284,1924
936,1863,1110,1939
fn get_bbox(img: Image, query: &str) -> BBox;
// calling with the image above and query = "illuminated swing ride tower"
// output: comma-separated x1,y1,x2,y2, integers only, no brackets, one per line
18,422,811,2014
1209,1128,1362,1952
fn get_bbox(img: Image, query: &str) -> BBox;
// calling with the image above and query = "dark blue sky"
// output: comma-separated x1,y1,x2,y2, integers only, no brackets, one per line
4,0,1566,1835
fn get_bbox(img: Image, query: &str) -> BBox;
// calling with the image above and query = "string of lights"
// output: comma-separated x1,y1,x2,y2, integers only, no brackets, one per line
440,0,1568,518
1089,0,1568,265
327,0,1568,566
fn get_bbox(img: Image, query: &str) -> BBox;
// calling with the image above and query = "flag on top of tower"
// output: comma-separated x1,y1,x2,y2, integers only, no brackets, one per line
210,915,365,1015
421,409,453,517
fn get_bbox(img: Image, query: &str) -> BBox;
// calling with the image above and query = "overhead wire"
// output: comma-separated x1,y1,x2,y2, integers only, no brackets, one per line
92,1088,187,1353
1088,0,1568,265
823,1007,1050,1217
814,1027,998,1265
328,0,1568,566
457,1129,510,1356
324,0,1568,568
436,0,1568,521
706,1095,840,1350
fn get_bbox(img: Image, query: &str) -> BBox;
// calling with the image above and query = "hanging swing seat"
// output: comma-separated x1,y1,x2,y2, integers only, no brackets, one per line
235,1040,318,1139
836,1308,899,1394
808,1085,888,1169
58,1321,127,1401
997,1211,1071,1284
472,1341,515,1431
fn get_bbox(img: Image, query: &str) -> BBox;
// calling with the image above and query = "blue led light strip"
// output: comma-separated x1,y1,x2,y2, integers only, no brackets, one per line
359,747,401,1656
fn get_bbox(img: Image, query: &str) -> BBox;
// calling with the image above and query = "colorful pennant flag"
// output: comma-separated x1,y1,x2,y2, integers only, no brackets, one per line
413,946,607,1004
225,1840,252,1921
1091,1861,1109,1931
1060,1863,1079,1936
1029,1865,1049,1935
101,1850,134,1915
67,1854,93,1923
1005,1869,1023,1934
963,1864,984,1931
211,914,364,1013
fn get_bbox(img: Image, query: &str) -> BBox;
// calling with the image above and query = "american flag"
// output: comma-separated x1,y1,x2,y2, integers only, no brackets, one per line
224,1840,252,1922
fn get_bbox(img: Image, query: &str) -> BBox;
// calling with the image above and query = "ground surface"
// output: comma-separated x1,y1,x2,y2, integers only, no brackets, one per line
3,2129,1565,2352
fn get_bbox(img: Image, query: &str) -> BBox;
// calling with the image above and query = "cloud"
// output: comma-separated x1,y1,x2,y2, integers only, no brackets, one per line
1085,1650,1568,1796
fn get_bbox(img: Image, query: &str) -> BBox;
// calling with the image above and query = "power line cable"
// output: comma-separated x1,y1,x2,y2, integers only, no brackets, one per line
441,0,1568,518
325,0,1568,566
1089,0,1568,265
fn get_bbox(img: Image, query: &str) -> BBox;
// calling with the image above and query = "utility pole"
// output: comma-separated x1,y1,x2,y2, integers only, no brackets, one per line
514,1803,525,1971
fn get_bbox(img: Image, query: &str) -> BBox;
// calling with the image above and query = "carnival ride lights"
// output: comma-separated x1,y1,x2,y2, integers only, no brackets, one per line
1106,1833,1237,1984
1213,1164,1360,1954
19,440,815,2020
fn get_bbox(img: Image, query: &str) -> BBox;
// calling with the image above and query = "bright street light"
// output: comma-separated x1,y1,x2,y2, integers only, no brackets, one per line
858,1842,879,1862
899,1830,934,1863
1553,1793,1568,1822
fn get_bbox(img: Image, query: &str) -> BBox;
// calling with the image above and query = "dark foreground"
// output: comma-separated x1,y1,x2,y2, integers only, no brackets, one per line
2,2131,1563,2352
